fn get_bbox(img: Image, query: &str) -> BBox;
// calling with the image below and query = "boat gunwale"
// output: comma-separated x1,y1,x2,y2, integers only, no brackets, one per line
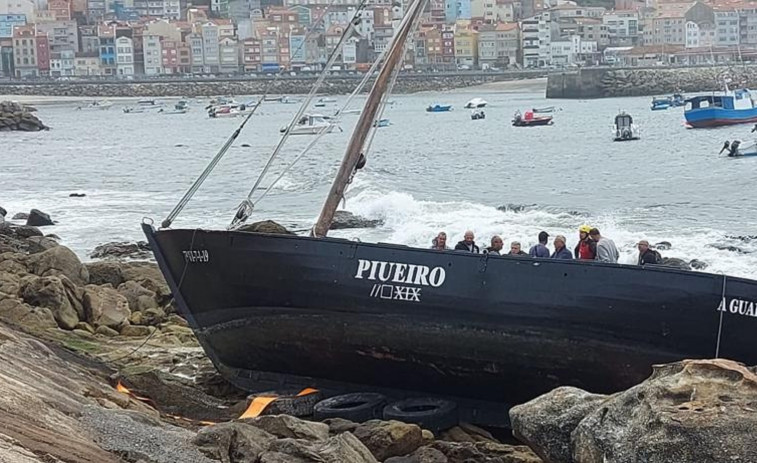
151,226,756,285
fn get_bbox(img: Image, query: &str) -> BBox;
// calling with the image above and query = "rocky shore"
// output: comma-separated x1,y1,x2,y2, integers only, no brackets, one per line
1,205,756,463
547,65,757,99
0,100,48,131
0,72,546,98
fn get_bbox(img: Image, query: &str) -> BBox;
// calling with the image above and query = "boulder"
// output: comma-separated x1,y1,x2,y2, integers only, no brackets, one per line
12,213,29,221
0,206,5,218
0,271,21,297
325,417,359,435
660,257,691,271
260,432,378,463
428,441,542,463
193,421,276,462
237,220,294,235
90,241,152,260
120,263,171,305
510,386,608,463
385,447,449,463
242,415,330,441
21,276,80,330
352,420,425,461
0,297,58,331
75,322,95,334
25,236,59,252
12,226,42,238
690,259,708,270
25,209,54,227
572,359,757,463
27,246,89,285
95,325,119,337
329,211,383,230
85,261,124,287
117,280,158,313
82,285,130,329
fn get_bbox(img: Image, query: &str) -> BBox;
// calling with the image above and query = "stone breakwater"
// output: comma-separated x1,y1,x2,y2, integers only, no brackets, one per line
547,65,757,99
0,72,546,98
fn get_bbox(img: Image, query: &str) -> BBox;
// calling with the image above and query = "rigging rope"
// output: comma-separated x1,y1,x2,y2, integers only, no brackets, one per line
160,3,338,229
230,2,369,228
248,44,391,208
715,273,727,358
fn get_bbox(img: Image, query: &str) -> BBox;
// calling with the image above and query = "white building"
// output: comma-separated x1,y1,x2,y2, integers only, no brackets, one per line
602,10,639,46
521,11,555,67
143,34,162,75
201,22,220,72
116,35,134,75
714,9,739,47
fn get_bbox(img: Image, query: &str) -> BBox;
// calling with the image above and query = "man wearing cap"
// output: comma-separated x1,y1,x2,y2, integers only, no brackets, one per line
574,225,597,260
637,240,662,265
528,231,551,258
589,228,619,263
551,235,573,259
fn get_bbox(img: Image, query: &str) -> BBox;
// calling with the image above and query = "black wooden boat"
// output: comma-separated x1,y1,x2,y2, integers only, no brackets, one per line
143,0,757,427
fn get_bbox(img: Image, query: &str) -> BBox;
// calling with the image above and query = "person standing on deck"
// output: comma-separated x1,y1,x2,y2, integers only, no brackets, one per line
551,235,573,259
590,228,619,263
637,240,662,265
430,232,450,250
484,236,504,255
454,230,480,253
529,231,551,258
575,225,597,260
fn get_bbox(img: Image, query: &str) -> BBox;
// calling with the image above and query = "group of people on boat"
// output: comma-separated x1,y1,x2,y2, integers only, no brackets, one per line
430,225,662,266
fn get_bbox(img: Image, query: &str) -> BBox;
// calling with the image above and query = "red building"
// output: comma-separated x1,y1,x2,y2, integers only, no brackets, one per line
242,37,262,72
36,33,50,75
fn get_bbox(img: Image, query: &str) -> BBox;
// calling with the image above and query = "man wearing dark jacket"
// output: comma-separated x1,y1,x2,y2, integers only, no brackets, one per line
637,240,662,265
529,231,550,258
455,230,480,253
551,235,573,259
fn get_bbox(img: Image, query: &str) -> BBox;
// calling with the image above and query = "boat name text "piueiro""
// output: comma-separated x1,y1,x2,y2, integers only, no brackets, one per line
717,297,757,317
183,249,209,263
354,259,446,287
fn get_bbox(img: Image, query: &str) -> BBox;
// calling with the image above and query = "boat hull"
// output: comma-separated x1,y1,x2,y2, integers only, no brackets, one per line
685,107,757,128
143,226,757,423
513,117,552,127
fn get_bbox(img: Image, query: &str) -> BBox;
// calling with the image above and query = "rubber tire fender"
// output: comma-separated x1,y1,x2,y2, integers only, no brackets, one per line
313,392,387,423
382,398,458,433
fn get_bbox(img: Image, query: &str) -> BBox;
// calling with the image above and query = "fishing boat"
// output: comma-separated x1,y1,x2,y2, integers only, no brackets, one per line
512,110,552,126
280,114,340,135
684,86,757,128
426,104,452,112
208,103,253,118
373,118,391,127
77,100,113,110
670,93,685,107
651,97,671,111
471,109,485,120
532,106,556,114
142,0,757,428
160,101,190,115
464,98,487,109
612,111,640,141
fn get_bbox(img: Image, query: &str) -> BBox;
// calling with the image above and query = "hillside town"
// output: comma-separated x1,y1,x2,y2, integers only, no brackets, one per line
1,0,757,78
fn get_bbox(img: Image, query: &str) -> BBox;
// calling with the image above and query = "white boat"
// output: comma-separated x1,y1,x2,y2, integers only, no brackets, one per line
280,114,340,135
318,98,337,103
137,99,159,106
208,103,253,118
78,100,113,110
464,98,487,109
612,111,640,141
471,109,485,120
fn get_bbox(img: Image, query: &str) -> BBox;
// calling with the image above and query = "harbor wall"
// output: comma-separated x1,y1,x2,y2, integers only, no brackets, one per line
546,65,757,99
0,71,547,97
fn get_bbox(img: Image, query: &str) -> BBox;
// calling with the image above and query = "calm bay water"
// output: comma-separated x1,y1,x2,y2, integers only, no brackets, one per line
2,85,756,278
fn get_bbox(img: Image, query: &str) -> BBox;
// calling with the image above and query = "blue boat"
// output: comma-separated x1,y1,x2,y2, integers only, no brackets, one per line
373,118,391,127
670,93,685,107
651,97,671,111
685,87,757,128
426,104,452,112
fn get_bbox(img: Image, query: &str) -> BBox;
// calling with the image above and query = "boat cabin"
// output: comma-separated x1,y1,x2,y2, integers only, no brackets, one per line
615,113,633,129
685,89,756,111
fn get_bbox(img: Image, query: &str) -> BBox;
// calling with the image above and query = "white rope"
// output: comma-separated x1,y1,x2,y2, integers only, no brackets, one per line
160,5,336,229
715,273,727,358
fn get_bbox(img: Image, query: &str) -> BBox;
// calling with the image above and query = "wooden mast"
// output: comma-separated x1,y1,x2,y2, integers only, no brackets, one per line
312,0,427,238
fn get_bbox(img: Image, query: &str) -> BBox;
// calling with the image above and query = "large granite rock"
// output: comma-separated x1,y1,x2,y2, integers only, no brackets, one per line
428,441,543,463
571,358,757,463
242,415,330,441
0,297,58,330
90,241,151,260
20,276,81,330
237,220,294,235
85,261,124,287
0,101,48,131
329,211,383,230
260,432,378,463
82,285,130,329
194,421,276,462
352,420,425,461
25,209,54,227
27,246,89,285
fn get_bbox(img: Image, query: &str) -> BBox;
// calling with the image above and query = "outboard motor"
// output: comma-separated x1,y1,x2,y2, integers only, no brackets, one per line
730,140,741,157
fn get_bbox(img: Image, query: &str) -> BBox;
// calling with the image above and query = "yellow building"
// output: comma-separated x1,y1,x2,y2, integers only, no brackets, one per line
454,22,479,68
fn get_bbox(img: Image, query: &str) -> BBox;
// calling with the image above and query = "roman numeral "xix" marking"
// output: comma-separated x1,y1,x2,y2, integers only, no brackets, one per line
370,284,422,302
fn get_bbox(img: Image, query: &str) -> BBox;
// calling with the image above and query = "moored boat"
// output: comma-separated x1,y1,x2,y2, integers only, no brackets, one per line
464,98,487,109
684,87,757,128
471,109,485,120
280,113,340,135
671,93,685,107
78,100,113,110
142,0,757,428
208,103,252,118
512,110,552,126
612,111,640,141
426,104,452,112
651,97,671,111
373,118,391,127
532,106,556,113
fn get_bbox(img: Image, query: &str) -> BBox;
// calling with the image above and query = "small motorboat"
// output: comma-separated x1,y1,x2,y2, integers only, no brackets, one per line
651,97,671,111
612,111,640,141
281,114,341,135
279,96,300,104
464,98,487,109
208,103,253,118
160,100,190,115
123,106,147,114
137,99,158,106
78,100,113,110
373,118,391,127
533,106,557,114
670,93,685,107
471,109,485,120
426,104,452,112
719,139,757,157
512,110,552,127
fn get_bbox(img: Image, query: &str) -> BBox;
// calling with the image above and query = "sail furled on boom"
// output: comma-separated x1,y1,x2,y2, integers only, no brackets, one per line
312,0,429,238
